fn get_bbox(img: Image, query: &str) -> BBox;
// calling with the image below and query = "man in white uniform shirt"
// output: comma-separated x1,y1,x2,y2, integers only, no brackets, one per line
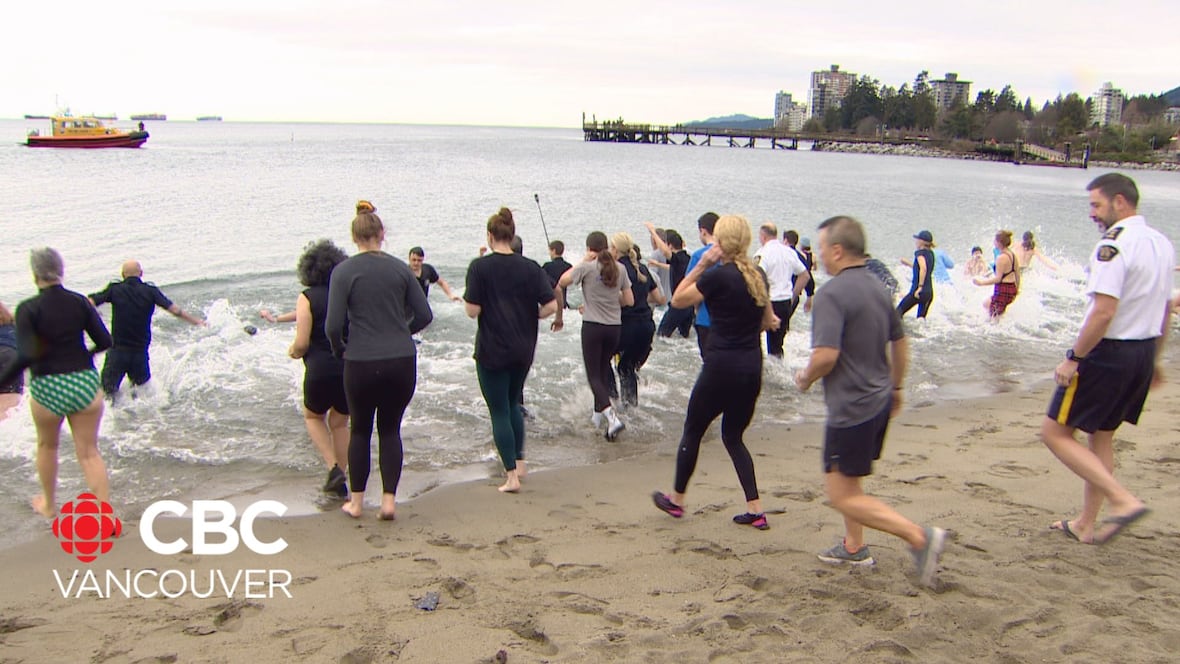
754,222,809,358
1044,173,1174,545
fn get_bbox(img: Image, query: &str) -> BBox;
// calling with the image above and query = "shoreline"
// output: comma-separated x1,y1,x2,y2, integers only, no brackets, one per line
3,379,1179,661
811,140,1180,172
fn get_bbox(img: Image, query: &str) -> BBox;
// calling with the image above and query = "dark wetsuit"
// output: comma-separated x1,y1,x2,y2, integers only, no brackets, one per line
0,325,22,394
897,248,935,318
301,285,348,415
11,285,112,416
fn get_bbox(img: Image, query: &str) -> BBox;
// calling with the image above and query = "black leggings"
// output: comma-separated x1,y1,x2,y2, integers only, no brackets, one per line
344,357,416,494
765,299,793,357
897,291,933,318
674,360,762,501
582,322,620,412
616,317,654,406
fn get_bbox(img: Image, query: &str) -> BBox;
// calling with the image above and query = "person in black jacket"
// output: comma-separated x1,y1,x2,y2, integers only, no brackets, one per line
12,248,114,517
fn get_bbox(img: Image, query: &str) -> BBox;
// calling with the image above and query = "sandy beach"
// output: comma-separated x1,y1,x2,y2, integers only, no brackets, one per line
2,378,1178,663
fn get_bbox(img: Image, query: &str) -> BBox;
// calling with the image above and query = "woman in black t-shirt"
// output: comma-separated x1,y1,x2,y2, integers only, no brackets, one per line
612,232,666,407
465,208,558,493
287,239,351,497
652,216,780,530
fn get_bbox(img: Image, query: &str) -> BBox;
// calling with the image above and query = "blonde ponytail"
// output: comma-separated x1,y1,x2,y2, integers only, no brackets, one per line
714,216,768,307
611,232,647,283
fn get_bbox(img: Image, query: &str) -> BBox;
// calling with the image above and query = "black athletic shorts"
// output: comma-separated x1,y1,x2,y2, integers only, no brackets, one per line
823,398,892,477
1047,338,1155,434
304,372,349,416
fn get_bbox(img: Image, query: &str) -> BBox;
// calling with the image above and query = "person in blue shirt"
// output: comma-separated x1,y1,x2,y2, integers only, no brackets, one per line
686,212,720,358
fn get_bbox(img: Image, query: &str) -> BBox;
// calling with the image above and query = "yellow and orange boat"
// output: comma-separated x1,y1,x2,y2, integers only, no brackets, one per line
25,114,148,149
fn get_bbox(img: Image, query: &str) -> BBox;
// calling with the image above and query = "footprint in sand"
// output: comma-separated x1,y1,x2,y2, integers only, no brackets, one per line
964,481,1007,500
212,600,263,633
365,534,387,549
771,488,818,502
986,462,1042,479
672,539,738,560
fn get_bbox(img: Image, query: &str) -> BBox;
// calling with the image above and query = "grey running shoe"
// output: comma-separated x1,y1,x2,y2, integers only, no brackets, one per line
912,526,947,587
817,540,875,566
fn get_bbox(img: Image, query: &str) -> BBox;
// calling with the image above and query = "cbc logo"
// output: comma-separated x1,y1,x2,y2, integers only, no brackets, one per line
53,496,288,563
52,493,123,563
141,500,288,556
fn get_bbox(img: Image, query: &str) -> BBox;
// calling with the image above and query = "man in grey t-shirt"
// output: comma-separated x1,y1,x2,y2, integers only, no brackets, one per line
795,215,947,588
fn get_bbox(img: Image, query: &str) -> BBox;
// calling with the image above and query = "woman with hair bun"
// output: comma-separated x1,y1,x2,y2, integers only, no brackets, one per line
611,231,665,407
287,239,351,497
1014,231,1059,272
464,207,558,493
555,231,634,440
652,216,780,530
974,230,1021,319
326,201,433,519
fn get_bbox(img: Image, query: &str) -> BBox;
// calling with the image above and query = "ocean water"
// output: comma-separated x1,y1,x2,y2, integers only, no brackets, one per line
1,119,1178,547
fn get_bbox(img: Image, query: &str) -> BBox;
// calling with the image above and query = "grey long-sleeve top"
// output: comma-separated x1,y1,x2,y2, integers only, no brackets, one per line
325,251,433,361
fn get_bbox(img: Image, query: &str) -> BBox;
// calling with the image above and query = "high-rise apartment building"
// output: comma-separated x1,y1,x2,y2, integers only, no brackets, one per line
931,73,971,110
774,91,807,131
1090,82,1124,127
808,65,856,119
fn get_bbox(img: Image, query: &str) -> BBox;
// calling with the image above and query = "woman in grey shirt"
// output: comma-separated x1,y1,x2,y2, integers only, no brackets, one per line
555,231,633,440
326,200,433,520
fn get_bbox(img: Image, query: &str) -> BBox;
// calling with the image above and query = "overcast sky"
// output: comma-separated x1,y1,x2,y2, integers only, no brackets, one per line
4,1,1176,126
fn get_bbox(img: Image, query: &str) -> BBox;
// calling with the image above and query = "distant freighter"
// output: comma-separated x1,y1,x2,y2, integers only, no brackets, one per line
130,113,167,121
196,116,222,122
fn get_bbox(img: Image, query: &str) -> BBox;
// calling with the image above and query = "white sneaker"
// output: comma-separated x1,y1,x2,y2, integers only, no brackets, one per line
604,406,625,441
591,411,605,429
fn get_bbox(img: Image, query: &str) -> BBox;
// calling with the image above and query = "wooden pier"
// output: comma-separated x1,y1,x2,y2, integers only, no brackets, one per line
581,117,924,150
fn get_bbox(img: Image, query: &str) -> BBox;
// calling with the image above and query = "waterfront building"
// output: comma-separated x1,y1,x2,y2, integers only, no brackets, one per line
1090,82,1124,127
931,73,971,111
774,92,807,131
1164,107,1180,125
808,65,856,119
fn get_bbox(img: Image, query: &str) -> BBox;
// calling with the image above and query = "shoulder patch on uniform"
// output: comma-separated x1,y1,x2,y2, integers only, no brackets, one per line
1102,226,1124,241
1096,245,1119,262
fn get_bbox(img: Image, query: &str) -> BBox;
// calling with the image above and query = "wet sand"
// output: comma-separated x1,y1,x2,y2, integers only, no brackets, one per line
1,381,1178,663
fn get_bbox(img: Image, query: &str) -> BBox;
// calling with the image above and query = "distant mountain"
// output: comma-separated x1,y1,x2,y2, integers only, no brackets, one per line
1164,85,1180,106
684,114,773,130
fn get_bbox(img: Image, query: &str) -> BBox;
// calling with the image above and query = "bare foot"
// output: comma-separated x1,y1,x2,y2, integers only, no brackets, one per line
341,501,363,518
516,460,527,479
30,495,54,518
378,495,396,520
498,471,521,493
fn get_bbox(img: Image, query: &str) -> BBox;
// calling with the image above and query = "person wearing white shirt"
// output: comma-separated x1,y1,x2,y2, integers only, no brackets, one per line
754,222,809,358
1044,173,1174,545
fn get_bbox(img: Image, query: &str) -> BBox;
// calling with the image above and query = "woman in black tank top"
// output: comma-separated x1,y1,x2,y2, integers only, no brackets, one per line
287,240,351,496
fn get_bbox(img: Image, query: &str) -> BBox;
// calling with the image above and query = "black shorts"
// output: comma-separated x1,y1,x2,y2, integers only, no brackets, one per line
1047,338,1155,434
304,372,349,415
823,398,891,477
0,346,23,394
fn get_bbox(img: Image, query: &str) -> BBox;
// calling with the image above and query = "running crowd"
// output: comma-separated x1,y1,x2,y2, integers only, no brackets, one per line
1,173,1174,588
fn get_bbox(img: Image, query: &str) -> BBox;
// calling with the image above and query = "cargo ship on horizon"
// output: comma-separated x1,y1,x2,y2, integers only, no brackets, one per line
196,116,222,122
129,113,167,121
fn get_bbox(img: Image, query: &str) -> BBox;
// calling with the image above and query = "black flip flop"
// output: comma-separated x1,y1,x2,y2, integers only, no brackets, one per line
1096,507,1150,545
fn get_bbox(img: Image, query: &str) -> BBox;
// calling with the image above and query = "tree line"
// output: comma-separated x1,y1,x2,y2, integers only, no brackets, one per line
801,71,1176,161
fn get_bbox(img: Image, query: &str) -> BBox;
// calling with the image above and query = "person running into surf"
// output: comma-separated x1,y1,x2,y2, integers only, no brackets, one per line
652,215,780,530
613,231,665,407
554,231,633,440
973,230,1021,319
794,216,947,587
4,249,114,517
464,207,558,493
326,201,433,520
286,239,351,497
0,301,23,420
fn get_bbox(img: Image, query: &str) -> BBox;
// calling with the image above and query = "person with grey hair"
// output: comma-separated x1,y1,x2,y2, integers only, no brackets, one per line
794,217,946,587
88,259,205,397
5,248,114,517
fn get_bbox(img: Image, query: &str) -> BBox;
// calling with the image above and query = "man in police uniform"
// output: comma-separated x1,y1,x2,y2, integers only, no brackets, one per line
89,260,206,396
1044,173,1174,545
